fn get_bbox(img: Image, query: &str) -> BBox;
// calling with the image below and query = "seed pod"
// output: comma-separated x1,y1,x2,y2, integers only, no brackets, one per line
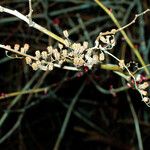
25,57,32,64
47,46,53,55
138,82,149,90
99,52,105,61
41,51,48,60
83,41,88,49
140,90,148,96
58,43,63,50
48,62,54,71
23,43,29,52
118,60,125,69
20,48,25,53
14,44,20,51
41,60,46,65
62,49,68,57
53,49,60,60
35,50,41,59
73,57,84,67
36,60,41,66
93,54,99,64
31,63,38,70
143,97,149,103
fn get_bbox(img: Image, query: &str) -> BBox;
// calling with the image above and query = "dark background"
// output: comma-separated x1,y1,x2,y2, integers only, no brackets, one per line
0,0,150,150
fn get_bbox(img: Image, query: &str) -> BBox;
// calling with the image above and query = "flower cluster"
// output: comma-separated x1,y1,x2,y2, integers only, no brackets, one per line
3,30,149,107
25,30,106,71
135,74,150,105
5,43,29,59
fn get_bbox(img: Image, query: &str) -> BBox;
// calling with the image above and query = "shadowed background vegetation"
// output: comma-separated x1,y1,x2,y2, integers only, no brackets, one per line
0,0,150,150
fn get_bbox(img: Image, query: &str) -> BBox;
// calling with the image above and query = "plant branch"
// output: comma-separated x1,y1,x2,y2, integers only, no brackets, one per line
95,0,150,75
0,5,65,44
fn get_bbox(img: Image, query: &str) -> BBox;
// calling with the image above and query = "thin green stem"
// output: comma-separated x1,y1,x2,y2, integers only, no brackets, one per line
95,0,150,75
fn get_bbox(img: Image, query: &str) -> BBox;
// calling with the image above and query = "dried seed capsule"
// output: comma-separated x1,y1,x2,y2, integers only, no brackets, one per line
83,41,88,49
48,62,54,71
31,63,38,70
41,51,48,60
35,50,41,59
47,46,53,55
58,43,63,50
143,97,149,103
138,82,149,90
140,90,148,96
20,48,25,53
99,52,105,61
118,60,125,69
36,60,41,66
62,49,68,57
53,49,60,60
93,54,99,64
25,57,32,64
73,57,84,67
41,60,46,65
23,43,29,52
14,44,20,51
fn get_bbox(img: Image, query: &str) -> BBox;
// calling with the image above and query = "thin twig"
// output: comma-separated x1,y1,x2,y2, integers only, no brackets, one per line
116,9,150,33
27,0,33,26
95,0,150,75
0,5,65,44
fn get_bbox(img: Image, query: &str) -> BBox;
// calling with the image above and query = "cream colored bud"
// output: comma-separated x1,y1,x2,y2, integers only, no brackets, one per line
25,57,32,64
139,82,149,90
93,54,99,64
73,57,85,67
48,62,54,71
41,51,48,60
14,44,20,51
47,46,53,54
118,60,125,69
35,50,41,59
31,63,38,70
36,60,41,66
20,48,25,53
23,43,29,52
53,49,60,60
140,90,148,96
99,52,105,61
62,49,68,57
143,97,149,103
58,43,63,50
83,41,88,49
